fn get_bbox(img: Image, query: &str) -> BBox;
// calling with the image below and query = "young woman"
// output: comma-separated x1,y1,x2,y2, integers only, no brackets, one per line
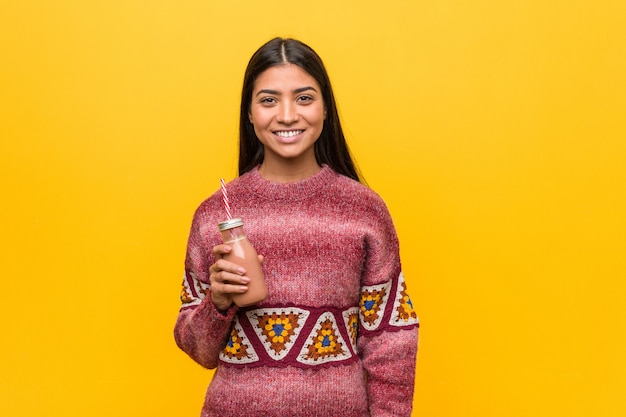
175,37,419,417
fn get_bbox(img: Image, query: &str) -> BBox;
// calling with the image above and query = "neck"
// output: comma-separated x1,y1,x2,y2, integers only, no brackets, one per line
258,159,322,183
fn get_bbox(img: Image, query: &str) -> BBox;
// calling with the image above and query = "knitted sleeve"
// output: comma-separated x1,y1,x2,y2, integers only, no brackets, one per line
173,207,237,369
356,197,419,417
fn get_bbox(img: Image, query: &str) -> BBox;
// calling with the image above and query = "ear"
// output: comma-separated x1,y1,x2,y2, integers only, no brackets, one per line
248,112,253,124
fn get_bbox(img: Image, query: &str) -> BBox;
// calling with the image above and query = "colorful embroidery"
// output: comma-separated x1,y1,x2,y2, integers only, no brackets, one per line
390,272,419,327
217,279,415,369
246,308,309,360
220,318,259,364
180,284,193,304
180,271,209,308
359,281,392,331
297,312,352,366
223,329,246,357
342,307,359,352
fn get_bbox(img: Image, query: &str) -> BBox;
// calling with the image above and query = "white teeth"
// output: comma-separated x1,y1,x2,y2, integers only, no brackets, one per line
275,130,303,138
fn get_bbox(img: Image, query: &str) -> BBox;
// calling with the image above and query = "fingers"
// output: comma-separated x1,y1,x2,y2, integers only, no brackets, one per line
209,259,250,311
213,281,249,298
209,254,250,302
208,245,265,311
209,257,246,276
210,260,249,286
212,243,232,259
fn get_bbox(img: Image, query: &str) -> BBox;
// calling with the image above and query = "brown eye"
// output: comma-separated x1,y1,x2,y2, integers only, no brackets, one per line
259,97,277,105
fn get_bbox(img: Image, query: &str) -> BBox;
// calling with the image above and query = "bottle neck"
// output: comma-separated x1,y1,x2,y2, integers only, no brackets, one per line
221,225,246,244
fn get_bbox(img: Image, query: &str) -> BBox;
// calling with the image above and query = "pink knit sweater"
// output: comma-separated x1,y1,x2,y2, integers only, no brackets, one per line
174,165,419,417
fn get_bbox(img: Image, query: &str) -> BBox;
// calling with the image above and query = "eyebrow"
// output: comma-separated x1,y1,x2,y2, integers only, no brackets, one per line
255,86,318,96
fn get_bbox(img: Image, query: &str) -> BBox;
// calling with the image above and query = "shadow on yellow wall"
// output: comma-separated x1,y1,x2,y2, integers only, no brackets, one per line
1,1,625,416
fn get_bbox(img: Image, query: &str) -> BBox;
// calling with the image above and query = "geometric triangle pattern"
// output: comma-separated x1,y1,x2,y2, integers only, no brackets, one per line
342,307,360,353
359,281,392,331
246,307,310,360
219,317,259,365
389,272,419,327
297,312,352,366
179,271,209,309
215,273,417,369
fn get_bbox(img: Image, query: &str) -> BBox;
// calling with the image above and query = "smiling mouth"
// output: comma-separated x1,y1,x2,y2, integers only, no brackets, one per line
274,130,304,138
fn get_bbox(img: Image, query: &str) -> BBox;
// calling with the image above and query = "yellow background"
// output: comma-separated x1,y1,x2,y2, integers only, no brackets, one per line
1,1,624,416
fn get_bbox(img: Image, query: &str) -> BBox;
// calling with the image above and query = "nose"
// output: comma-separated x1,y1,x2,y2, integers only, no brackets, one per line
277,101,298,124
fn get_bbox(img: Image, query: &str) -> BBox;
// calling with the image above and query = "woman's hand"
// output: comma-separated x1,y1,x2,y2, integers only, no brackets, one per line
208,244,264,312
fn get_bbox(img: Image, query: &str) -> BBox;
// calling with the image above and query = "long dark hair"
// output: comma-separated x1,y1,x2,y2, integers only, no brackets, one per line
238,37,363,183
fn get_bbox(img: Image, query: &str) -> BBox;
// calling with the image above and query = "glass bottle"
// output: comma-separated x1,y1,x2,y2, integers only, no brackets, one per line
218,218,267,307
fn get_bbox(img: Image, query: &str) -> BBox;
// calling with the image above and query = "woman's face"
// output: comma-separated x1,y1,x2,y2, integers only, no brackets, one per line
248,64,326,168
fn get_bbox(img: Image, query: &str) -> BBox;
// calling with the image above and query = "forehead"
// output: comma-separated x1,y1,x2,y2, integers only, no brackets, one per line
253,64,321,92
